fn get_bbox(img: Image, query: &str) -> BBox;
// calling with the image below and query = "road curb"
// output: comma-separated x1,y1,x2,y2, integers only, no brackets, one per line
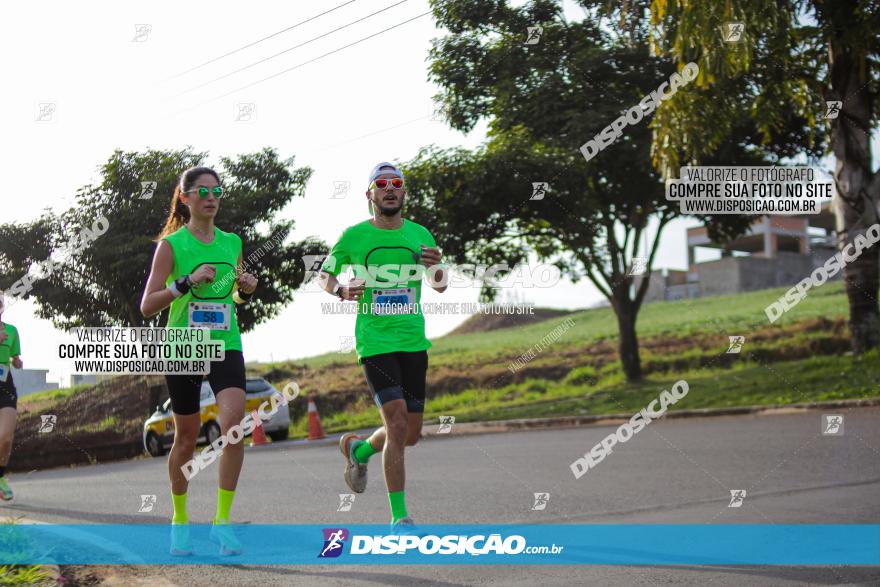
422,397,880,437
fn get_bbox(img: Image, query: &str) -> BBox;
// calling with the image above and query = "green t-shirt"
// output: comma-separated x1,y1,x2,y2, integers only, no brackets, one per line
0,323,20,366
162,226,243,353
323,219,439,361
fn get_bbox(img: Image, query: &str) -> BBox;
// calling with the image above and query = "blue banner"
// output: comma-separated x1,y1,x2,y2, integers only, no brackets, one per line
0,524,877,565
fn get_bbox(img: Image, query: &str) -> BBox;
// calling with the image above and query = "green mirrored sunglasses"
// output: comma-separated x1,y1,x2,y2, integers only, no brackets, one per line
185,186,223,199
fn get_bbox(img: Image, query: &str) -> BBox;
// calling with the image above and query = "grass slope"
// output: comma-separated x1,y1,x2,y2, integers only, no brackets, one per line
265,281,875,438
293,280,847,371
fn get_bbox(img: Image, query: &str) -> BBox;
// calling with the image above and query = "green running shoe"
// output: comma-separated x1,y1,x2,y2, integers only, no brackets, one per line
0,477,13,501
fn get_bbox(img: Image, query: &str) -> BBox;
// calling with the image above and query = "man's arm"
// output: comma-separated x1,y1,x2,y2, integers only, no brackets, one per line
319,271,364,301
420,245,447,293
319,236,363,301
319,271,338,296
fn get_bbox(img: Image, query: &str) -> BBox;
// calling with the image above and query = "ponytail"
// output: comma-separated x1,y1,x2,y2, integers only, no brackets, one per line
156,185,190,241
155,166,220,241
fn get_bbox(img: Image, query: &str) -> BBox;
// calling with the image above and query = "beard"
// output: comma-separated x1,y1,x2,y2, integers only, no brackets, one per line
374,197,403,216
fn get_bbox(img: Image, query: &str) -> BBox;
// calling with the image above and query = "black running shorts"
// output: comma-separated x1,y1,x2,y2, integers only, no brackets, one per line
361,350,428,413
164,350,245,415
0,371,16,410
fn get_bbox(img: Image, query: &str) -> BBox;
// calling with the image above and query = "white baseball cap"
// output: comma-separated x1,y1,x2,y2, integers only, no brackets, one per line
367,162,404,187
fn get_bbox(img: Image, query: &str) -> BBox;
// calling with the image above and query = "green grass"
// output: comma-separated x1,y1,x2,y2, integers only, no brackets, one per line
96,415,120,430
67,415,132,436
291,281,848,371
0,519,52,586
422,350,880,422
285,349,879,438
0,565,51,587
18,384,92,406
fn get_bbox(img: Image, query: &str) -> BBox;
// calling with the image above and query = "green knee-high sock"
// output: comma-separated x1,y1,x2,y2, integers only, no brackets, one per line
353,438,379,464
171,492,188,524
388,491,408,523
214,487,236,524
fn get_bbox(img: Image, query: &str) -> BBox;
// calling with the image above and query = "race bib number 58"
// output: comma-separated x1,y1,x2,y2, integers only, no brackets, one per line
0,365,7,383
188,302,231,331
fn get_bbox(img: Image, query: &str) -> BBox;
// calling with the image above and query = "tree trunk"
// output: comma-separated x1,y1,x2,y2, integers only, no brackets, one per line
828,31,879,352
614,295,642,381
843,244,880,351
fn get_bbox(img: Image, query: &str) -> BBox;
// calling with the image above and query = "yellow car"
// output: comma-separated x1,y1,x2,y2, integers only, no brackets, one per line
143,377,290,457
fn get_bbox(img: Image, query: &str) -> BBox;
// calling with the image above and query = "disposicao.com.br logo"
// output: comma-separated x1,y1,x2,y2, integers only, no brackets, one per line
319,528,563,558
319,528,349,558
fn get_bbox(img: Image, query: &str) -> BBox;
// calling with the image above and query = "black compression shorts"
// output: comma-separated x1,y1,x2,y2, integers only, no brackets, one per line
0,371,16,410
361,350,428,413
165,350,245,415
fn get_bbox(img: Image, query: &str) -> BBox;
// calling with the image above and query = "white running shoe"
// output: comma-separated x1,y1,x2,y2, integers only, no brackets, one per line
390,516,418,535
339,432,368,493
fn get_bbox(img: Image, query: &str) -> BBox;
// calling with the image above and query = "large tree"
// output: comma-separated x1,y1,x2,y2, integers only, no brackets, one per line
0,147,324,330
640,0,880,351
411,0,812,380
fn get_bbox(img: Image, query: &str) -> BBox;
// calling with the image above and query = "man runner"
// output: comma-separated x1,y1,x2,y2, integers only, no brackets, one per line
320,162,447,532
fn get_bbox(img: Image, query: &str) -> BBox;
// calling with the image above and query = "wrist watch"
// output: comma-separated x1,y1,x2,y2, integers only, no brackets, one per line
333,283,345,300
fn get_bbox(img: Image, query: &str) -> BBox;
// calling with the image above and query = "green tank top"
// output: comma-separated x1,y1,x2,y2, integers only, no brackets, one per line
0,323,20,367
162,226,243,352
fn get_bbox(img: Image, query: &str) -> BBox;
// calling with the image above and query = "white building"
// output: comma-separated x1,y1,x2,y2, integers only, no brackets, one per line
10,368,58,397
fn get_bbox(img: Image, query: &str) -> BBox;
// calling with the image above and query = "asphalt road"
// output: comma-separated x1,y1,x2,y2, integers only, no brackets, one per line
3,408,880,586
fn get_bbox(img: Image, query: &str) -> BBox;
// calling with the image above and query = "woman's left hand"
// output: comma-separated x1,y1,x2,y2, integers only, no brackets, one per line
237,272,258,294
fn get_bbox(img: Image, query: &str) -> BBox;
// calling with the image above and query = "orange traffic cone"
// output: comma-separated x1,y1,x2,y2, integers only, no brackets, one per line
307,395,326,440
251,419,270,446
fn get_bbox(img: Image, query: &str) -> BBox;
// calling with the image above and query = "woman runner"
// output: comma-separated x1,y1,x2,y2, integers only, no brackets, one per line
141,166,257,556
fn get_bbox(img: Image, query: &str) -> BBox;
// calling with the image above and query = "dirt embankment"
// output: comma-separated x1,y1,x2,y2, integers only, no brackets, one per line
11,376,167,472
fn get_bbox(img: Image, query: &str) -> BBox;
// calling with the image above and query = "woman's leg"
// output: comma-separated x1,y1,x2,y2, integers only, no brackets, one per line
206,385,246,554
162,375,203,555
164,374,204,525
168,412,201,506
207,350,247,527
0,407,17,475
215,387,246,498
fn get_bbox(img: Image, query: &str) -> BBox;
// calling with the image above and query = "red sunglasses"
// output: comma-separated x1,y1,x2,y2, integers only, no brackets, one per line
370,178,404,190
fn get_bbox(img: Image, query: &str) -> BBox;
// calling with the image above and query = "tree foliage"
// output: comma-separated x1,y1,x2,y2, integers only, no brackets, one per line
406,0,800,379
640,0,880,350
0,147,324,331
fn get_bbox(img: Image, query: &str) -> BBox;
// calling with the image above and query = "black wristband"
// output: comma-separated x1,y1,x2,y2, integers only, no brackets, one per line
238,289,254,301
174,275,192,295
